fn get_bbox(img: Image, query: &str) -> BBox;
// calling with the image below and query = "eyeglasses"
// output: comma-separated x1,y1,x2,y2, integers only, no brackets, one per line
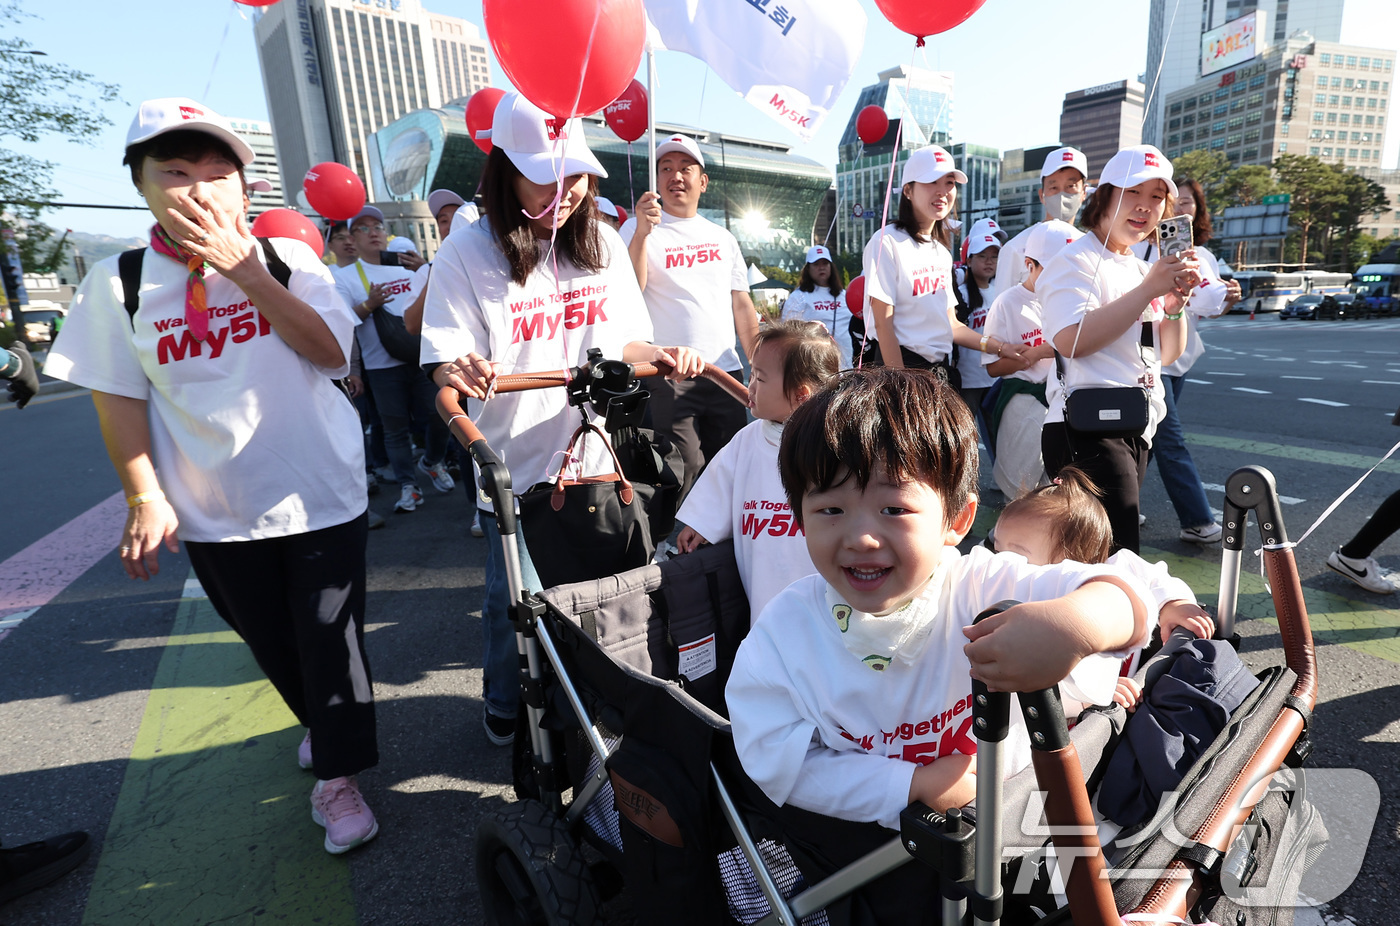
352,223,384,233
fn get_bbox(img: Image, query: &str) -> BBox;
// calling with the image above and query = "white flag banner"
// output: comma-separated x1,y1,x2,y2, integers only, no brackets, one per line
643,0,866,142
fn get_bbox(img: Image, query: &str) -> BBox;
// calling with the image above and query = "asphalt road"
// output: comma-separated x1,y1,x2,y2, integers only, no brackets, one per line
3,315,1400,925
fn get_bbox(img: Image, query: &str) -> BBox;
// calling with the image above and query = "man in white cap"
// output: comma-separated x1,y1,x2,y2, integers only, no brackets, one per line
620,133,757,495
334,204,455,512
997,146,1088,293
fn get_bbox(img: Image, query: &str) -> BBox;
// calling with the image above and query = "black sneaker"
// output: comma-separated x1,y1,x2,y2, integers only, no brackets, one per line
483,707,515,746
0,831,91,906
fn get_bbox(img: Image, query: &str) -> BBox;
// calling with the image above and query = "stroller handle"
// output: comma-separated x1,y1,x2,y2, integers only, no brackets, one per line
483,360,751,407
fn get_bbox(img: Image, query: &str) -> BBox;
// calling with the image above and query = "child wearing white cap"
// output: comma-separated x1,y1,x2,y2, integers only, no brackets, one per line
954,229,1001,455
620,132,759,495
980,220,1082,497
860,145,1027,380
421,93,705,746
780,245,850,367
1038,145,1200,553
997,146,1088,293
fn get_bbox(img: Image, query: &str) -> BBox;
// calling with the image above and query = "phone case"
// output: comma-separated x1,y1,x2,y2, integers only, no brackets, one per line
1158,216,1193,259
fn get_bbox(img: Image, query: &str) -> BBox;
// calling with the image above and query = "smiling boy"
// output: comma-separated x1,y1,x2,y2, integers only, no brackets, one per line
726,369,1151,830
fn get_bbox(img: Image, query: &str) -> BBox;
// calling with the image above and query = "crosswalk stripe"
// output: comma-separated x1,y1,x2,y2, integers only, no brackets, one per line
1184,432,1400,476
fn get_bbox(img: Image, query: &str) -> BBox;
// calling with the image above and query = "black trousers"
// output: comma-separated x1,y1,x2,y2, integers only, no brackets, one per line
1341,488,1400,558
1042,422,1150,554
644,371,748,500
185,513,377,780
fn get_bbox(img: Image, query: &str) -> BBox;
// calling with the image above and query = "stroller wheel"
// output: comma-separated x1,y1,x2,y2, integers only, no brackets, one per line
476,799,603,926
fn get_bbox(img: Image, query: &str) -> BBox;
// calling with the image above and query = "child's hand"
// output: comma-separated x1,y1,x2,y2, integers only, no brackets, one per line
676,526,708,553
908,753,976,812
1113,677,1143,712
1159,600,1214,642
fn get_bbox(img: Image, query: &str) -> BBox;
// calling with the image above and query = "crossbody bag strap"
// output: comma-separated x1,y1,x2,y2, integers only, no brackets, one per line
258,237,293,289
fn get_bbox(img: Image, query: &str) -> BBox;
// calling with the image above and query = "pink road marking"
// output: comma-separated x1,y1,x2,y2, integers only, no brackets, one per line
0,489,127,641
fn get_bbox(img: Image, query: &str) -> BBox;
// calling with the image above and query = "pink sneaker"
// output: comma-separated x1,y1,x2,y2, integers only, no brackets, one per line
298,732,313,770
310,777,378,854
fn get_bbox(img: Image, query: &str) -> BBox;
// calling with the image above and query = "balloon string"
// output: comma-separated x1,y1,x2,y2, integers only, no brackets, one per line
202,1,239,100
627,142,635,214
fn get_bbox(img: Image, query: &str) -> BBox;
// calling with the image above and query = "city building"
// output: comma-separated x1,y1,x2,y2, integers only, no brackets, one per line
1143,0,1345,147
1161,35,1393,171
833,66,954,256
996,146,1063,237
367,106,833,265
252,0,491,208
229,117,287,214
1060,80,1146,180
1357,167,1400,242
951,142,1002,246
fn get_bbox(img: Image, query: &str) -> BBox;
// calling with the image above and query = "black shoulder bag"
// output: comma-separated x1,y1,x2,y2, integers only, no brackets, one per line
1055,322,1152,439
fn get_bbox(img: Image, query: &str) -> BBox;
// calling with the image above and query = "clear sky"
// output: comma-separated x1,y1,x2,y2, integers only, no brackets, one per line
10,0,1399,240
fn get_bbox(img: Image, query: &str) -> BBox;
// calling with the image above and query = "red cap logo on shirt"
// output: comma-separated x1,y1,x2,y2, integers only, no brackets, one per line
178,106,205,120
1144,152,1161,168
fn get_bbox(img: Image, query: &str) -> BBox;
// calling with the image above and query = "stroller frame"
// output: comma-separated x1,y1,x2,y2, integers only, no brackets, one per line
440,364,1320,926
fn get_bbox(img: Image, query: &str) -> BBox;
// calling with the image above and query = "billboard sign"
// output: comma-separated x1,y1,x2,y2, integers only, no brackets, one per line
1201,11,1266,78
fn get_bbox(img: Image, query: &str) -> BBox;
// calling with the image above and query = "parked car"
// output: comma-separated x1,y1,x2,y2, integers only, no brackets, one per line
20,306,66,344
1279,294,1326,320
1323,293,1358,320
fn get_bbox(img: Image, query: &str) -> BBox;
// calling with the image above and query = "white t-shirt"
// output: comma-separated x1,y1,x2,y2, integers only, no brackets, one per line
981,283,1052,384
861,226,954,364
727,546,1148,830
955,278,995,389
676,419,816,619
1151,246,1228,377
420,219,654,510
333,259,422,371
1038,234,1167,443
620,211,747,370
47,238,365,543
997,224,1036,292
780,288,843,334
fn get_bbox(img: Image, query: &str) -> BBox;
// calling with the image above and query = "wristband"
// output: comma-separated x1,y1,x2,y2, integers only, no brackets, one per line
1163,310,1185,321
127,490,166,508
979,334,991,354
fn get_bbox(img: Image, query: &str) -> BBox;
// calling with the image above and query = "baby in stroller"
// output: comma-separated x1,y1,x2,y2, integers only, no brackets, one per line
726,369,1156,919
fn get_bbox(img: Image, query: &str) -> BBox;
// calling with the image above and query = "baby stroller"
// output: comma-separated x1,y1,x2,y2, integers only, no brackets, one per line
439,361,1327,926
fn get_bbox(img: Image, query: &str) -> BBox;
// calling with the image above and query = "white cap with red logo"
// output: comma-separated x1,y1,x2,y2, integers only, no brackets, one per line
805,245,832,264
126,97,256,167
1040,146,1088,180
483,93,606,186
595,196,620,218
1100,145,1177,197
965,233,1001,257
1025,220,1083,265
901,145,968,187
965,218,1006,243
655,133,706,169
427,189,466,219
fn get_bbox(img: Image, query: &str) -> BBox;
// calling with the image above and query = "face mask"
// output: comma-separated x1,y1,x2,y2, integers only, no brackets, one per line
1043,191,1084,224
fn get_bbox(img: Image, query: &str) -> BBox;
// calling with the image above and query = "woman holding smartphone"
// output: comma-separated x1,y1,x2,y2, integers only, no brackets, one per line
1038,145,1200,553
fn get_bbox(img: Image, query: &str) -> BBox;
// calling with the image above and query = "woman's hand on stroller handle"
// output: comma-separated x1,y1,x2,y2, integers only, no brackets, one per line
435,352,500,400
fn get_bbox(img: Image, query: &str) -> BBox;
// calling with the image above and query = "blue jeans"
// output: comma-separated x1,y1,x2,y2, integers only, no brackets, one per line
1152,375,1215,529
479,506,542,719
364,364,447,487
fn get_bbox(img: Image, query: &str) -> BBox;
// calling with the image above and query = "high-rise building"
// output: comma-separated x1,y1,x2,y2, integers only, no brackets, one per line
1143,0,1345,146
1161,35,1392,171
1060,80,1146,180
229,117,287,214
253,0,490,206
833,66,954,255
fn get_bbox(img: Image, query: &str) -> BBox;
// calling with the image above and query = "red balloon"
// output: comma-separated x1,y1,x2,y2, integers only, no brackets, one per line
855,106,889,146
465,87,505,154
845,275,866,320
251,209,325,258
872,0,987,39
233,0,281,5
484,0,645,119
303,162,365,221
615,205,628,226
604,80,648,143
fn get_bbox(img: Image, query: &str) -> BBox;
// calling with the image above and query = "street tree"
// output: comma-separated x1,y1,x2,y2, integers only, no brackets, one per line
1327,172,1388,271
0,0,121,273
1273,154,1345,267
1171,150,1232,216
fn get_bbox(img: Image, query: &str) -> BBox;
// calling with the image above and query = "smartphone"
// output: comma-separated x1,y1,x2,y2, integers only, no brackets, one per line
379,250,402,267
1157,215,1193,260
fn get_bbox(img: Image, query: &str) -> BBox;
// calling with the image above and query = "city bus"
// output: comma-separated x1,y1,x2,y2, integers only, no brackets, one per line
1354,263,1400,315
1229,270,1305,314
1300,270,1352,297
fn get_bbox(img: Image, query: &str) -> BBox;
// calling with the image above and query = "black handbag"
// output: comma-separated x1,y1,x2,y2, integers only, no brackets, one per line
519,422,655,589
372,307,421,364
1056,322,1152,440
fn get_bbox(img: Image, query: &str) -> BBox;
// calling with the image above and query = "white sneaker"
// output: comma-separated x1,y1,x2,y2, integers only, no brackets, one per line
1326,550,1397,593
1138,513,1147,526
416,457,455,493
470,511,484,538
394,485,423,513
1179,523,1223,544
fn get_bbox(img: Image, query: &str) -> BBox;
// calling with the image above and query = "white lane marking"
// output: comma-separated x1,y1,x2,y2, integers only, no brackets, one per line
1202,483,1304,504
1363,381,1400,385
182,577,207,599
1233,387,1272,394
1308,349,1342,353
1205,371,1246,376
1282,375,1323,380
1299,398,1348,407
1186,378,1213,385
1259,357,1298,362
1365,350,1393,355
0,607,40,631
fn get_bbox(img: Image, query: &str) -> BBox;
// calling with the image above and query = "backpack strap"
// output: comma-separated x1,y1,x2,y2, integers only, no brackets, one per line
118,238,291,327
118,248,146,325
